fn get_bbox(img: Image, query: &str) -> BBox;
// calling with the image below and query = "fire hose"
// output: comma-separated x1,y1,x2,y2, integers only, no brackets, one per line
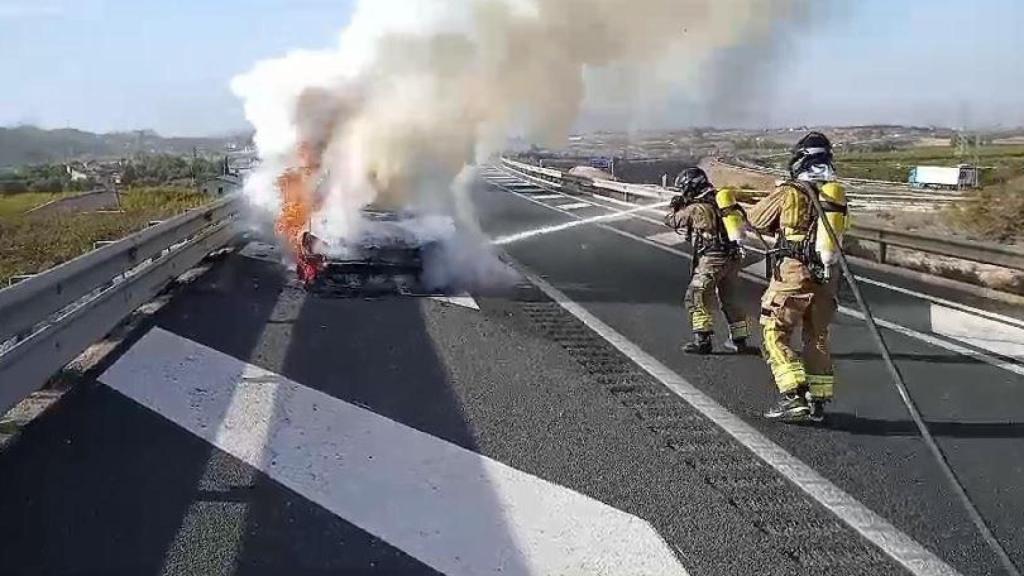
806,190,1021,576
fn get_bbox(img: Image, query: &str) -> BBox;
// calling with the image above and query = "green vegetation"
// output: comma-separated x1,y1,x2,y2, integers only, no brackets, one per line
946,177,1024,241
122,154,223,187
835,145,1024,184
0,164,99,194
0,192,68,217
0,125,242,168
0,187,211,285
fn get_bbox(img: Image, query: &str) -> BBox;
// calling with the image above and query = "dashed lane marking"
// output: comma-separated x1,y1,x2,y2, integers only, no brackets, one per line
646,231,687,247
929,303,1024,361
520,271,962,576
488,174,1024,378
430,294,480,310
100,328,688,576
555,202,596,211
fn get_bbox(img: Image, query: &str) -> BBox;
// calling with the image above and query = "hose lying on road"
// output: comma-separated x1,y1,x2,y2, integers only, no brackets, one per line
809,190,1022,576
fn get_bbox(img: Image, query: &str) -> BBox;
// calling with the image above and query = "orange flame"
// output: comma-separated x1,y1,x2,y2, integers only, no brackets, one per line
275,142,322,257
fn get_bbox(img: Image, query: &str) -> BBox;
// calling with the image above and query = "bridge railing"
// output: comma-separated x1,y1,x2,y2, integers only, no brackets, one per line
500,157,1024,273
0,196,241,414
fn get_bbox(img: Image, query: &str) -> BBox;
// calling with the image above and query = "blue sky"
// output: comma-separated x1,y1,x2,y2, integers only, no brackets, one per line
1,0,1021,135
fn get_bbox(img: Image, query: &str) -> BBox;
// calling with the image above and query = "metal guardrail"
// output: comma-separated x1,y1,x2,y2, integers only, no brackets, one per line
0,196,241,414
502,158,667,201
851,225,1024,272
501,157,1023,273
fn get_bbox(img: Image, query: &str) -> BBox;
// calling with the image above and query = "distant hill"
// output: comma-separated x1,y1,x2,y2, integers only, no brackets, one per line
0,126,248,168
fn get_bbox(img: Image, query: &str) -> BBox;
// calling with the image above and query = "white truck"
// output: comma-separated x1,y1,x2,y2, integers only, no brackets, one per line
908,165,978,190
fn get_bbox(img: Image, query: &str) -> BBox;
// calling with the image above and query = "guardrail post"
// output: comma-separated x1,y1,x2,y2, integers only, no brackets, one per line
878,241,888,265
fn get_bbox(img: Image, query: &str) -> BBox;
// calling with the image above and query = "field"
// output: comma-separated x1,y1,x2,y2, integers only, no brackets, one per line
0,192,69,218
0,187,211,286
835,144,1024,184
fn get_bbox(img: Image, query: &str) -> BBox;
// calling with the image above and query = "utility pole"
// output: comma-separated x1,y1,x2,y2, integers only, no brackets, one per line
191,146,198,190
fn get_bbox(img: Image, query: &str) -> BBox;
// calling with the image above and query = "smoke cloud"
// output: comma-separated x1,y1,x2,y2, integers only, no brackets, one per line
231,0,814,289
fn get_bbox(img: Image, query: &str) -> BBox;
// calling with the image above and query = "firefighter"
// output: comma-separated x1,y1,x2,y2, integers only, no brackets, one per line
746,132,849,423
664,167,754,355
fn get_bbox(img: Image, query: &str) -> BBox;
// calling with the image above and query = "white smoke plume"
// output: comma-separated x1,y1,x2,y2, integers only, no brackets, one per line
231,0,813,288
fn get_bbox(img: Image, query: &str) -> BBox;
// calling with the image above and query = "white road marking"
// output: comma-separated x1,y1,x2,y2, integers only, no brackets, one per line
430,294,481,311
930,304,1024,360
834,306,1024,377
520,271,961,576
492,201,668,246
502,182,546,189
842,307,1024,376
529,194,565,200
490,166,1024,329
646,231,687,247
556,202,595,211
101,328,688,576
493,179,1024,377
857,276,1024,330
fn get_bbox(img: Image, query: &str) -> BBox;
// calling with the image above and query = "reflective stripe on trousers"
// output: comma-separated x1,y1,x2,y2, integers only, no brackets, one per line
759,258,838,396
686,255,747,336
806,374,835,401
729,320,751,340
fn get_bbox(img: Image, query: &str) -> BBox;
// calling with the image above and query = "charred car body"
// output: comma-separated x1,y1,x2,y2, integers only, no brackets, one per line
296,209,442,297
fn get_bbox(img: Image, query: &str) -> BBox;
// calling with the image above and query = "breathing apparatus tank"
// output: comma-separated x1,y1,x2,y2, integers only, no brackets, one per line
715,187,746,243
815,181,848,271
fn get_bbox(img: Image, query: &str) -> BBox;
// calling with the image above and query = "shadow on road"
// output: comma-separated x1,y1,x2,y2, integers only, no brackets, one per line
0,255,286,575
154,252,528,574
822,413,1024,439
832,351,993,366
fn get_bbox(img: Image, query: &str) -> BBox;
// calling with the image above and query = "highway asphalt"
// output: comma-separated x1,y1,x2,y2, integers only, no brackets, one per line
31,189,120,215
475,168,1024,576
0,168,1020,575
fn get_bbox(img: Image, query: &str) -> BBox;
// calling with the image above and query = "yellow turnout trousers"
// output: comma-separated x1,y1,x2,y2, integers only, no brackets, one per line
760,258,838,400
686,254,750,340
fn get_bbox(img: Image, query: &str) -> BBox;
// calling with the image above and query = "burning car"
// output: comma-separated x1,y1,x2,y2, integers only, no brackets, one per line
295,209,442,296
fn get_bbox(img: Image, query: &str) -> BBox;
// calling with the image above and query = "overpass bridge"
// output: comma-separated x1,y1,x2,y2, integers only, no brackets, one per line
0,164,1022,576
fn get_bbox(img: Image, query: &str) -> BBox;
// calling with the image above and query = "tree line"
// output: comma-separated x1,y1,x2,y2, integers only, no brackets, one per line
0,154,226,194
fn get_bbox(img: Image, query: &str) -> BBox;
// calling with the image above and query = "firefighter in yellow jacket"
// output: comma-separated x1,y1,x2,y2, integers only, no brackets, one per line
665,168,754,355
746,133,849,422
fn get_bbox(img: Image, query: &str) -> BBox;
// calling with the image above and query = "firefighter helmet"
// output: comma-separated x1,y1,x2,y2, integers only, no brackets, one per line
673,167,713,200
789,132,835,180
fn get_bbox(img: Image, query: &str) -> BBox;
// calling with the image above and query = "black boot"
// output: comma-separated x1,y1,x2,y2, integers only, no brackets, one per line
724,337,757,355
806,391,829,423
683,332,713,355
764,388,811,422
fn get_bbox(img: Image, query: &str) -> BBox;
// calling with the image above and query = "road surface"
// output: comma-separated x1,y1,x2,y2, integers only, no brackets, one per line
29,189,120,215
0,167,1021,576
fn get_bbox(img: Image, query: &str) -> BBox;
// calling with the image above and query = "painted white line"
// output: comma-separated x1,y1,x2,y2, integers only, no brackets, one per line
430,293,480,311
489,168,667,226
492,199,668,246
520,271,961,576
492,169,1024,333
837,307,1024,377
101,328,687,576
496,183,1024,378
857,276,1024,330
930,304,1024,360
556,202,595,211
529,194,565,200
646,231,686,247
503,183,547,189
